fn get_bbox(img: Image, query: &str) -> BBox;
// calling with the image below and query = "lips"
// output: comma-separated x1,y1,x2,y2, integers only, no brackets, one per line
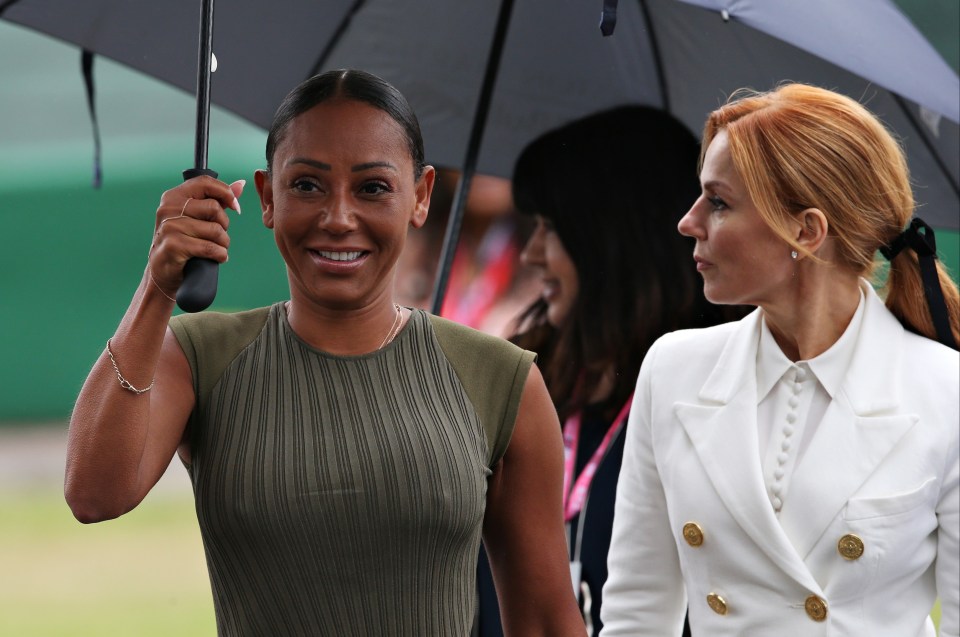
308,248,369,271
314,250,364,262
693,255,714,272
541,278,560,301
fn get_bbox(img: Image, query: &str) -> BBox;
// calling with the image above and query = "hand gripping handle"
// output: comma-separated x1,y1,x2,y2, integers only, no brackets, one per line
176,167,220,313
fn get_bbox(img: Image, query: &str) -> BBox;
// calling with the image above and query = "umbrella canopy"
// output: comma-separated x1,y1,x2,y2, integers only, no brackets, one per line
2,0,956,201
2,0,957,230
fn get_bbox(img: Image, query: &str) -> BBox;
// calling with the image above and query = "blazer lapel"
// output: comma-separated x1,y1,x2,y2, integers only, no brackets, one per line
778,283,918,559
675,312,823,594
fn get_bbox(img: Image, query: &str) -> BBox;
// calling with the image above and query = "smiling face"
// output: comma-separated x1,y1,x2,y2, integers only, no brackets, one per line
521,215,580,327
256,98,434,311
677,130,794,307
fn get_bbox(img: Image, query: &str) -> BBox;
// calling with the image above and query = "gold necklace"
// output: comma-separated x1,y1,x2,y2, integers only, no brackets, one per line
377,304,403,350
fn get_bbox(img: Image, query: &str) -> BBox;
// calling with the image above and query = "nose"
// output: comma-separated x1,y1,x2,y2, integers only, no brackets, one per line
319,192,357,234
520,222,547,266
677,198,704,239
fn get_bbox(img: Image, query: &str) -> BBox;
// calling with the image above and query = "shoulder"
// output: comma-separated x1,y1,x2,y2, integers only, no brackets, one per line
864,285,958,401
170,306,272,354
424,312,536,466
646,310,757,370
170,305,272,338
427,313,531,362
899,328,959,412
169,305,274,398
425,312,535,394
900,329,959,377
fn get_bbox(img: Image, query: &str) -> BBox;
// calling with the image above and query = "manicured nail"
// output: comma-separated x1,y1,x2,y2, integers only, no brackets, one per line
230,180,246,214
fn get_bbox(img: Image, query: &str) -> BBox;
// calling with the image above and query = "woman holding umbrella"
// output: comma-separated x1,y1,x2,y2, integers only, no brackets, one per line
601,83,959,636
64,69,585,636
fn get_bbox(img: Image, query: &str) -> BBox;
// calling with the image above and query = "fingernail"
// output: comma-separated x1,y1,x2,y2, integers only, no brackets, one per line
230,180,245,214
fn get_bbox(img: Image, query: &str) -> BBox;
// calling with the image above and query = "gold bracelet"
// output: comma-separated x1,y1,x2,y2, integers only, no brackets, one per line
105,338,155,394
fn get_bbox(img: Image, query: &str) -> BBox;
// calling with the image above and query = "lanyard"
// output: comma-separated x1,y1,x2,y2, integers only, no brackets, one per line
562,393,633,523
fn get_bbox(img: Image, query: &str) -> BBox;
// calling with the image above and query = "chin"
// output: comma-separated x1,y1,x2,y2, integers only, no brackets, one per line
703,284,734,306
545,304,570,328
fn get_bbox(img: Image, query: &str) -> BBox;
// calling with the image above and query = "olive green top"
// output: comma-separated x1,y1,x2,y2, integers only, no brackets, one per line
170,304,535,636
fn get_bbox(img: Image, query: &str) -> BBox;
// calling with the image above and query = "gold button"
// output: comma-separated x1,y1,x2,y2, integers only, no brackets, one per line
682,522,704,547
804,595,828,621
837,533,864,560
706,593,728,615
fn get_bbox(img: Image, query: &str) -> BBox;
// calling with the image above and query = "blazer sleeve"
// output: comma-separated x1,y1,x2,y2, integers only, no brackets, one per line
937,427,959,637
600,339,687,636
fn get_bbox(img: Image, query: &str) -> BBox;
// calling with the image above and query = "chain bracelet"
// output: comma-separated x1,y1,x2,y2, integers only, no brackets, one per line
149,270,176,303
105,338,155,394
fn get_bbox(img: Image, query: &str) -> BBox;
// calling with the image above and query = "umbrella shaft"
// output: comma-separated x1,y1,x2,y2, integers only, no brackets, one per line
430,0,517,315
193,0,216,169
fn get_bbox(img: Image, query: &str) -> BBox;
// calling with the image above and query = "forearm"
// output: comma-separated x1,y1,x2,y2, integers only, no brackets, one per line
490,539,586,637
65,270,177,522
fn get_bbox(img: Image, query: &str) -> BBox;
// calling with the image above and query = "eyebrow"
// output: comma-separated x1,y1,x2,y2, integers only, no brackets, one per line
288,157,398,173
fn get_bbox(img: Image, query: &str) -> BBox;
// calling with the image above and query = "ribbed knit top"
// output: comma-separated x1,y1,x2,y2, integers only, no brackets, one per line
170,304,535,636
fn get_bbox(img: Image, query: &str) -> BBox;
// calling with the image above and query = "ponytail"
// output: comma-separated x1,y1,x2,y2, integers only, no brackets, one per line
881,218,960,350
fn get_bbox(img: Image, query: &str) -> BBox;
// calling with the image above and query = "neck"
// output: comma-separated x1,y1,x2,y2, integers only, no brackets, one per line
285,298,406,355
760,268,861,362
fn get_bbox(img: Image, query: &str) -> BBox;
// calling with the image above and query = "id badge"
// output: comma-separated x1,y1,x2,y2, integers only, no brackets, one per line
569,560,582,597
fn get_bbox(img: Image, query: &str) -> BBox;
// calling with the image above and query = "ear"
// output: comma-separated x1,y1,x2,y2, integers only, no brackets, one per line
410,165,435,229
254,169,274,229
794,208,829,256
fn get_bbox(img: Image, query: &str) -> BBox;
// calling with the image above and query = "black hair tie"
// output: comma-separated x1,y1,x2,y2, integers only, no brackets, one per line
881,217,956,349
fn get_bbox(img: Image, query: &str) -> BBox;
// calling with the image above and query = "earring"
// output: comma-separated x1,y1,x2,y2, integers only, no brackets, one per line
790,250,798,260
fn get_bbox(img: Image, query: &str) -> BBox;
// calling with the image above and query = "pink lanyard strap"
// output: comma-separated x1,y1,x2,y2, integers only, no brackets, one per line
562,393,634,522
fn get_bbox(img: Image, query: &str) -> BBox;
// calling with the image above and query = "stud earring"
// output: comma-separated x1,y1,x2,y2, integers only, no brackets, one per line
790,250,798,260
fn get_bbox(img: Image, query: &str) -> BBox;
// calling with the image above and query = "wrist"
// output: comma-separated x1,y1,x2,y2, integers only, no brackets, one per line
147,268,177,305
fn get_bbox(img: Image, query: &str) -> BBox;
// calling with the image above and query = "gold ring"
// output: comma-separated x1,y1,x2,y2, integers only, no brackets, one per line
158,198,193,232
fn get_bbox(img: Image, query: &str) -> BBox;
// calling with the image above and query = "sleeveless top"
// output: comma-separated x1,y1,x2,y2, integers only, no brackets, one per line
169,304,535,636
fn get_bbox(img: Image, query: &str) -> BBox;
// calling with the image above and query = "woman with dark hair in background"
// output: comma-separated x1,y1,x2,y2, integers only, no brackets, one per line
476,105,745,636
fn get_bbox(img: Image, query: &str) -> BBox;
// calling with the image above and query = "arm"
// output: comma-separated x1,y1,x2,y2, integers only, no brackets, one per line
600,342,686,636
64,177,242,523
482,364,587,637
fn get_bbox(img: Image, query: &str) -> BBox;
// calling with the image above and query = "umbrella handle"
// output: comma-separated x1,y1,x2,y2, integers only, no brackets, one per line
176,166,219,313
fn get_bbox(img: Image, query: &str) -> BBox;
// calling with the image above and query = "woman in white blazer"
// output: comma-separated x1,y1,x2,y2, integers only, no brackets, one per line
600,84,960,637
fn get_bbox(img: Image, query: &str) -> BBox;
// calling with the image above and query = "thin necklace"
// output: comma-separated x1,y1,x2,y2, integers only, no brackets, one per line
377,304,403,350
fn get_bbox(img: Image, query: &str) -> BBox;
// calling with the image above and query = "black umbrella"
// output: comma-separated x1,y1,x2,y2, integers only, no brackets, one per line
4,0,958,314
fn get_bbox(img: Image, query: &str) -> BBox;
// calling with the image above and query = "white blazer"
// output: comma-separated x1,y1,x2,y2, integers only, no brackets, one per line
601,282,959,637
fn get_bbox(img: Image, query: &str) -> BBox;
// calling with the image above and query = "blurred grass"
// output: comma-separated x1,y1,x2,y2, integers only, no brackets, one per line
0,443,944,635
0,484,215,636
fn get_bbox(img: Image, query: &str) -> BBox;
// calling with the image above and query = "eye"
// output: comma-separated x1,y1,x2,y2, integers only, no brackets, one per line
293,178,321,193
359,180,391,196
707,195,728,212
